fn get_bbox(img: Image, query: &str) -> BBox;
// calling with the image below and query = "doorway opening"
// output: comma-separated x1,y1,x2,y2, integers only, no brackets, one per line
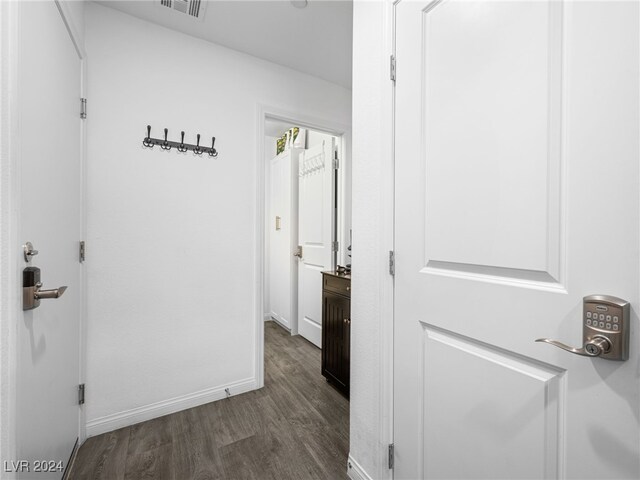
257,108,352,397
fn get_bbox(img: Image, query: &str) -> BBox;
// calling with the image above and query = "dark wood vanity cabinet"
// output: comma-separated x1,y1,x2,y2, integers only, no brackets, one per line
321,272,350,398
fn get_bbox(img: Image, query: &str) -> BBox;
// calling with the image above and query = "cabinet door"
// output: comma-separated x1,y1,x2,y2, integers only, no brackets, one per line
322,291,349,391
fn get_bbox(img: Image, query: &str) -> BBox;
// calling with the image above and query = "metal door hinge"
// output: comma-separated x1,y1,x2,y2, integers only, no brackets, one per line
332,241,339,252
388,443,394,469
79,241,85,263
333,158,340,170
389,250,395,276
78,384,85,405
390,55,396,82
80,98,87,119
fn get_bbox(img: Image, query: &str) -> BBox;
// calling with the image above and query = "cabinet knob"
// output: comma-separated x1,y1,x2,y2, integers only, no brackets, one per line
346,286,350,291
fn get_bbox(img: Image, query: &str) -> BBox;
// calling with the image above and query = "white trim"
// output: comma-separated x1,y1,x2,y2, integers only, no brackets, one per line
255,104,351,389
380,1,395,479
52,0,88,447
86,377,257,438
337,131,352,267
347,454,374,480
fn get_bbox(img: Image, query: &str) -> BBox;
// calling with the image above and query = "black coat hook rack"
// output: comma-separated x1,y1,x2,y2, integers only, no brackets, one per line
143,125,218,157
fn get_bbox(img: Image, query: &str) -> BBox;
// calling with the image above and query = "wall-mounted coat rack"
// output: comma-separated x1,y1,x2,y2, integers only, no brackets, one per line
142,125,218,157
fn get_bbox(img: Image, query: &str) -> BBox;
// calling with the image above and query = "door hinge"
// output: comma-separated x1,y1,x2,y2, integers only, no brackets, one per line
333,157,340,170
388,443,394,469
78,384,85,405
390,55,396,82
80,98,87,119
389,250,395,276
79,241,85,263
332,241,339,252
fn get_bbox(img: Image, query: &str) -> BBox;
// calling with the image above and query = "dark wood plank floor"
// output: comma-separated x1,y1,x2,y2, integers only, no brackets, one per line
70,321,349,480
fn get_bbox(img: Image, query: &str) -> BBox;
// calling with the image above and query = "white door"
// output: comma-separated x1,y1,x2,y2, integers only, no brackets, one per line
16,1,83,477
269,153,286,325
269,150,299,331
394,1,639,479
297,139,336,347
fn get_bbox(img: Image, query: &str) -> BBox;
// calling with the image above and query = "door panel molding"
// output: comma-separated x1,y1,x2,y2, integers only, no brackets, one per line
420,0,566,287
422,261,567,293
421,324,566,480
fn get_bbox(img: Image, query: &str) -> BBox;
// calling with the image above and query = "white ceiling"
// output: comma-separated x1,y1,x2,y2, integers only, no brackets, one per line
96,0,353,88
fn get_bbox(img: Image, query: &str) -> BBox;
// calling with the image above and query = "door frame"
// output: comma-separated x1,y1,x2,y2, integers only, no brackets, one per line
0,0,87,471
255,104,350,388
346,1,396,478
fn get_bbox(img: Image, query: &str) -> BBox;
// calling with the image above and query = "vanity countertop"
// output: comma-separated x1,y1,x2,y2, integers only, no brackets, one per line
322,270,351,280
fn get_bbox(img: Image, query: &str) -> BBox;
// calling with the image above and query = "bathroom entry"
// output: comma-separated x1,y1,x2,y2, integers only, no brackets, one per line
264,118,348,348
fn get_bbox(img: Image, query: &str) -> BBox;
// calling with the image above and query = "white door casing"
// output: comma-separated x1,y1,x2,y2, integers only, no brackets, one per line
394,1,639,479
298,139,336,347
15,1,83,476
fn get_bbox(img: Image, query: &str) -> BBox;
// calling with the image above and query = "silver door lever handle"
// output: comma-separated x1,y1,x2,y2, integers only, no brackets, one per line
535,336,611,357
34,283,67,299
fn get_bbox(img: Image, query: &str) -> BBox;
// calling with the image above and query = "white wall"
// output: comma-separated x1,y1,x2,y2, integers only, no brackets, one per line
349,1,394,479
84,3,351,435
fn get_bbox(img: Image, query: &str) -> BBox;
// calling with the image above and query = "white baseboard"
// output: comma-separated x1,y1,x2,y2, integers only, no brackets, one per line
271,316,291,332
347,454,373,480
86,377,257,438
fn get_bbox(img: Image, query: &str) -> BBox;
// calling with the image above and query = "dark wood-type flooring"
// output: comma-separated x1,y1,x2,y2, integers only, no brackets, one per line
70,321,349,479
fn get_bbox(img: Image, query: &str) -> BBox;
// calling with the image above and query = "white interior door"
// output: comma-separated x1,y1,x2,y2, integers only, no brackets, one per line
394,1,639,479
16,1,83,477
297,139,336,347
268,150,298,331
269,153,286,325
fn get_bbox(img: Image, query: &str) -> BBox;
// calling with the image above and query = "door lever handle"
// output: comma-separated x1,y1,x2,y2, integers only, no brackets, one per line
535,335,611,357
34,284,67,299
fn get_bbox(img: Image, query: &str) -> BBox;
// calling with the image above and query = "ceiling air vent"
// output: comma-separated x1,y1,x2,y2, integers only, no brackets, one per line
160,0,204,19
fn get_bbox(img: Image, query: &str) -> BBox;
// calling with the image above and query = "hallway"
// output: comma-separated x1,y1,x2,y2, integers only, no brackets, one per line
70,322,349,479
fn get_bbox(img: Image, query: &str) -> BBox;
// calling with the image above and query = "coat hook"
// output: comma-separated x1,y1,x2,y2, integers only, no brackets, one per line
161,128,171,150
143,125,154,148
194,134,203,155
208,137,218,157
177,131,188,152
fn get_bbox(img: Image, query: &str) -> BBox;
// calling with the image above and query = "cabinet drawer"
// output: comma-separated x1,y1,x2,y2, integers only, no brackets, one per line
323,274,351,297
